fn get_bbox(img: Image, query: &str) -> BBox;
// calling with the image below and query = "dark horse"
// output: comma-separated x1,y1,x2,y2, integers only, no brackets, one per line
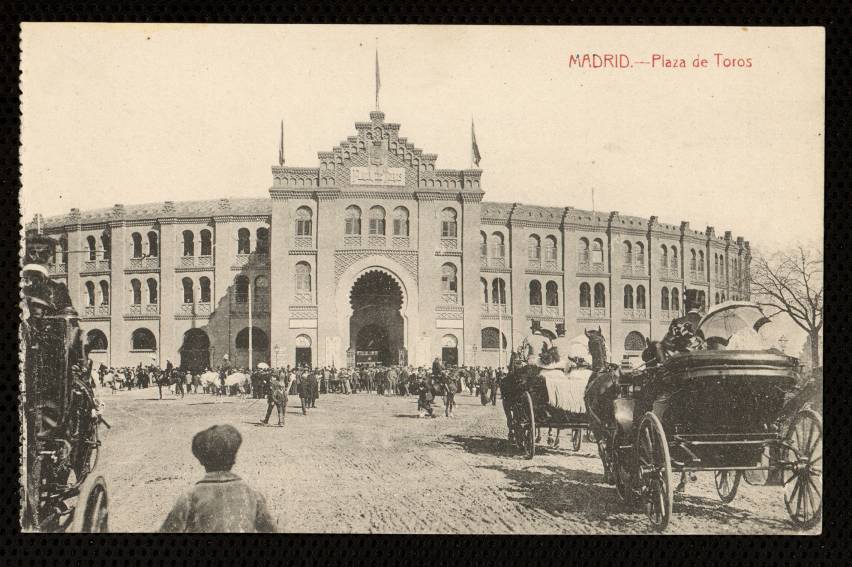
582,328,620,482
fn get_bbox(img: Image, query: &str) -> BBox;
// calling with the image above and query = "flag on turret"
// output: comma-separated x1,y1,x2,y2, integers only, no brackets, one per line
471,119,482,167
278,120,285,166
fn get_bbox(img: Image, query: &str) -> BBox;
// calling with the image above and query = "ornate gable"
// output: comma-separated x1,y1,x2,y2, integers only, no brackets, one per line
270,111,482,194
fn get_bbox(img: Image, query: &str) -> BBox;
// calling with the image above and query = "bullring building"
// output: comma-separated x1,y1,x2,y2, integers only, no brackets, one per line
29,110,751,371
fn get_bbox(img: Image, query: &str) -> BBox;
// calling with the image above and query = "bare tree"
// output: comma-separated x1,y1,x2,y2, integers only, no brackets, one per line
751,245,822,368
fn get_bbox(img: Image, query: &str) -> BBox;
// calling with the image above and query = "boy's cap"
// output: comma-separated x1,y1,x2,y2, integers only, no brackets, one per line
192,424,242,470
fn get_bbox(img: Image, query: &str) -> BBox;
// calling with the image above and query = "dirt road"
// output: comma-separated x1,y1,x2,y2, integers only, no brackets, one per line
96,387,817,534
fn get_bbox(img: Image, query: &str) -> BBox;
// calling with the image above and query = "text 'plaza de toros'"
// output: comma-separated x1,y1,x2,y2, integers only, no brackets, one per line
29,110,751,370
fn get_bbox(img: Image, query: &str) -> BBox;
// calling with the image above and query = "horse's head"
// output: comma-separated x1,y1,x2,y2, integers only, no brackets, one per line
585,327,608,371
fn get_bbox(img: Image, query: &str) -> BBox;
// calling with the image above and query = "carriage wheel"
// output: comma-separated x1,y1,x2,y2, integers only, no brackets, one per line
571,429,583,452
783,409,822,529
513,392,536,460
70,476,109,533
714,470,741,504
613,442,634,504
637,412,673,531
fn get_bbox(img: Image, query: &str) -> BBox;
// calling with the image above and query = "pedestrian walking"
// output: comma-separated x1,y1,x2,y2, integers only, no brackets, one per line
260,372,288,427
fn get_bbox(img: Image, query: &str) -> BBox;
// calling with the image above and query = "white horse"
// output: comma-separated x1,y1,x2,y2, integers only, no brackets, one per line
200,371,219,394
224,372,250,396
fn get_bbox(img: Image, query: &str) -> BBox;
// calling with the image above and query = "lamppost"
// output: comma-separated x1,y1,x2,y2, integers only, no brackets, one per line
210,346,216,369
274,344,280,368
778,335,788,354
472,344,478,367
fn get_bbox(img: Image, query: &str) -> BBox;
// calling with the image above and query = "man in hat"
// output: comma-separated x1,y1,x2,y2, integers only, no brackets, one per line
660,289,705,356
160,424,277,532
22,234,73,313
260,372,288,427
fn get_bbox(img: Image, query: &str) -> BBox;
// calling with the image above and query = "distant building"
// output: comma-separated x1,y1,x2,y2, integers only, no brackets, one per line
29,110,751,370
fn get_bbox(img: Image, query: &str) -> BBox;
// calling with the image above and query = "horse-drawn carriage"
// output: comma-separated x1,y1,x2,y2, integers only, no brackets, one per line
588,302,822,530
22,235,109,532
503,333,594,458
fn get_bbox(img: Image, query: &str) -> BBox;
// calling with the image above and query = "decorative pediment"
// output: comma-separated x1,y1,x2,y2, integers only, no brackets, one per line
271,111,482,193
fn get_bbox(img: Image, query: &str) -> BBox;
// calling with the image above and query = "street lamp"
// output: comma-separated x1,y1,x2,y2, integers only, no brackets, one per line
472,344,478,367
778,335,788,354
274,344,280,368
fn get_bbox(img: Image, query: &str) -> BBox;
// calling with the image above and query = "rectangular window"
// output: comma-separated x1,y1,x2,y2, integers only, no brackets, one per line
441,222,457,238
369,219,385,235
393,219,408,236
345,218,360,235
296,220,312,237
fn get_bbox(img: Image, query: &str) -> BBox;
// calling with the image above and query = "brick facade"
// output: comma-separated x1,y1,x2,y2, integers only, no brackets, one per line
31,111,752,370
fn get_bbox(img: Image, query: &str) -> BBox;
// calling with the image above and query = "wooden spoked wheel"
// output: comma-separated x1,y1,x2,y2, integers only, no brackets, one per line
571,429,582,452
637,412,673,531
513,392,536,460
783,409,822,529
71,476,109,533
714,470,742,504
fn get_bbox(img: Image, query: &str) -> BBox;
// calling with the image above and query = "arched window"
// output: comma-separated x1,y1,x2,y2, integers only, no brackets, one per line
660,245,668,268
481,327,507,349
101,232,111,261
721,293,726,302
182,230,195,256
671,287,680,312
295,207,313,237
591,239,604,264
671,247,679,271
622,241,632,265
256,227,270,253
579,282,591,308
59,235,68,264
529,280,542,305
234,275,249,303
199,276,211,303
698,250,705,273
84,281,95,306
479,232,488,258
480,277,489,303
182,277,194,303
492,278,506,304
715,292,720,305
544,236,558,261
528,235,541,260
147,231,159,257
87,329,108,351
131,232,143,258
86,236,97,261
690,249,697,271
147,278,158,304
636,285,646,309
440,208,458,238
295,262,311,293
368,206,386,235
99,280,109,305
441,263,458,293
546,281,559,306
345,205,362,235
200,229,212,256
594,283,606,308
661,287,670,310
491,232,505,258
635,242,645,266
131,328,157,351
625,331,646,352
254,275,269,296
130,279,142,305
236,327,269,350
623,285,634,309
392,207,409,236
578,238,590,264
237,228,251,254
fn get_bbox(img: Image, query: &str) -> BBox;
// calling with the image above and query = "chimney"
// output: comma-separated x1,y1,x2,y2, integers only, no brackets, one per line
218,198,231,211
163,201,176,215
68,208,81,223
112,203,125,218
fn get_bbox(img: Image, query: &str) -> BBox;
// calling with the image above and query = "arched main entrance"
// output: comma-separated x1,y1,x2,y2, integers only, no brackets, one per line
180,328,210,371
349,270,404,366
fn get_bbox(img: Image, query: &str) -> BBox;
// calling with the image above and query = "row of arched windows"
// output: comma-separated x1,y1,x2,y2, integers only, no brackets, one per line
237,228,269,255
578,238,605,265
233,275,271,302
527,235,559,261
480,278,508,304
182,229,214,257
622,241,645,266
85,233,110,261
181,276,212,304
480,232,506,259
131,232,159,259
130,278,158,304
579,282,607,308
659,287,681,311
529,280,559,306
659,245,680,271
84,280,109,306
689,249,706,273
623,285,647,309
714,292,728,304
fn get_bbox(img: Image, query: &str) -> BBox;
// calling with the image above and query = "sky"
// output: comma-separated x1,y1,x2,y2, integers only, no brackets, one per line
20,24,823,352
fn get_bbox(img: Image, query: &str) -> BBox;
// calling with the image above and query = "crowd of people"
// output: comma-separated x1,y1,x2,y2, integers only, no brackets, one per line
91,355,508,419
